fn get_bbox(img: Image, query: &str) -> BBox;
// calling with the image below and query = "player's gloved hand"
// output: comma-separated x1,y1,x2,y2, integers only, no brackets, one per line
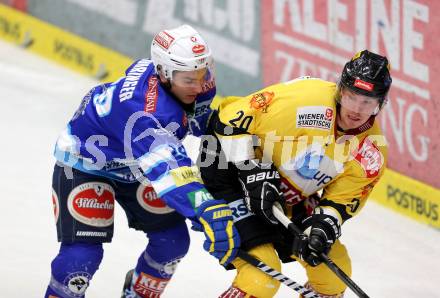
237,159,284,225
195,199,240,266
294,212,341,267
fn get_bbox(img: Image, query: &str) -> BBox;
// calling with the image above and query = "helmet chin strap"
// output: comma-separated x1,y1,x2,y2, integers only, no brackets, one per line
372,96,388,115
372,105,380,116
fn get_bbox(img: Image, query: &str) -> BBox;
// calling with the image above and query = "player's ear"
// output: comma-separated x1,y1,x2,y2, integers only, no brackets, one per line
156,65,168,84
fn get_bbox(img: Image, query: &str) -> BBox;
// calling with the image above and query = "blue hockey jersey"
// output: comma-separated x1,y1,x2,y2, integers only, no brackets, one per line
54,59,216,218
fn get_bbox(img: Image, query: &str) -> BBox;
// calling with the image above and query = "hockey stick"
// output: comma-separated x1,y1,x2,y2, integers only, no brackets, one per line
272,204,370,298
237,250,320,298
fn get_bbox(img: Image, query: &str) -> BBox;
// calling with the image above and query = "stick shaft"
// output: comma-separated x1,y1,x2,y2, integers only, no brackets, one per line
237,250,320,298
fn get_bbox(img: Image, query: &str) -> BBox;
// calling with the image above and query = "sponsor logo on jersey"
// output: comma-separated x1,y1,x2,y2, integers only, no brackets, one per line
102,159,131,171
170,166,203,187
221,286,248,298
296,153,334,186
249,91,274,112
134,272,170,298
194,101,210,117
154,31,175,50
325,108,333,119
145,76,159,113
280,146,343,196
52,188,60,223
67,182,115,227
64,272,91,296
354,79,374,91
201,79,215,93
136,184,174,214
188,189,214,209
192,44,205,54
76,231,107,237
353,137,383,178
120,59,151,102
279,177,306,206
228,199,253,222
296,106,333,130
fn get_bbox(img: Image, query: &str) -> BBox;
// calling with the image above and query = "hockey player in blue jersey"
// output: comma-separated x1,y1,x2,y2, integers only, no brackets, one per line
45,24,240,298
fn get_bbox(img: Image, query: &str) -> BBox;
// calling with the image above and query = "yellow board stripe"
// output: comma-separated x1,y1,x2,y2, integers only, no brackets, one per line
0,4,132,82
370,168,440,230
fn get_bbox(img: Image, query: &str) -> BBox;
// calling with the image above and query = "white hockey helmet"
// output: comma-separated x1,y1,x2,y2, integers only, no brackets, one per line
151,24,213,82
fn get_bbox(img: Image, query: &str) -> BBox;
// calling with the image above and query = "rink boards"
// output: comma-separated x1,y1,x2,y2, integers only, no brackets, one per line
1,3,439,231
0,4,131,81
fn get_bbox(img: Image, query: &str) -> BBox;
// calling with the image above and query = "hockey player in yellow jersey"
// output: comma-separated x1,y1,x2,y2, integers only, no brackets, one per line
199,50,392,297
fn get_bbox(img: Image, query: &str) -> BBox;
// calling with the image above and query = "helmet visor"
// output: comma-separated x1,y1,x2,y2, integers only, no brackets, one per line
339,89,381,115
171,63,215,90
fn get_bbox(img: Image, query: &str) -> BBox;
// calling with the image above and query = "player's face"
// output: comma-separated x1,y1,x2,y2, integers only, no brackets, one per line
170,69,211,104
338,88,380,130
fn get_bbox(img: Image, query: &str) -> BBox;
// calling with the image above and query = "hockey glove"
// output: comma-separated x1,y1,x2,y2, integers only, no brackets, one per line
195,199,241,266
294,212,341,267
237,160,284,225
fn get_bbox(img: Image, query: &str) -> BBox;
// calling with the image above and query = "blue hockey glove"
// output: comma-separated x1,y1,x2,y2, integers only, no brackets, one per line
195,199,240,266
294,213,341,267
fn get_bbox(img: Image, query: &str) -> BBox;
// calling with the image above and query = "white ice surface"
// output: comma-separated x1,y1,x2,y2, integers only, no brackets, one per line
0,39,439,297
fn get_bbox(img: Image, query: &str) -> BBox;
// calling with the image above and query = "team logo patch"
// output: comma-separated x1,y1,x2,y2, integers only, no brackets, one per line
67,182,115,227
154,31,175,49
249,91,274,112
52,188,60,223
296,106,333,130
93,85,115,117
354,79,374,91
352,137,383,178
192,44,205,54
64,272,91,297
134,272,170,297
145,76,158,113
136,184,174,214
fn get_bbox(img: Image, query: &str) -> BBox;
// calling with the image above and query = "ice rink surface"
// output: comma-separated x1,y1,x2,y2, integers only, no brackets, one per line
0,39,439,297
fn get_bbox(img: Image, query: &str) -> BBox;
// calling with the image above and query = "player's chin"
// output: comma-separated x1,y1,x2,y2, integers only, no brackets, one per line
181,95,197,104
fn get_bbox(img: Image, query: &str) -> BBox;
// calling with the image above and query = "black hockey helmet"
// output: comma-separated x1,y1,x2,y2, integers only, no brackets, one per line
340,50,392,102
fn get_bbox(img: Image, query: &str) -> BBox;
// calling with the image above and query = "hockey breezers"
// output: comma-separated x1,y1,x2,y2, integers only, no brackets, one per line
237,250,320,298
272,204,370,298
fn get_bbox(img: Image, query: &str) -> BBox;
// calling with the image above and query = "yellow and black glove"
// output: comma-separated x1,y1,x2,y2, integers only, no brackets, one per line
237,159,285,225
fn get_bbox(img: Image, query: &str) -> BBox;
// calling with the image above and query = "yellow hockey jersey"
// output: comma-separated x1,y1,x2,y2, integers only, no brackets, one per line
214,77,387,224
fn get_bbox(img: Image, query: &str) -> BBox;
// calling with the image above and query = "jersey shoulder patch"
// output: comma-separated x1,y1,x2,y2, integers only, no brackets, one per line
353,137,384,178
